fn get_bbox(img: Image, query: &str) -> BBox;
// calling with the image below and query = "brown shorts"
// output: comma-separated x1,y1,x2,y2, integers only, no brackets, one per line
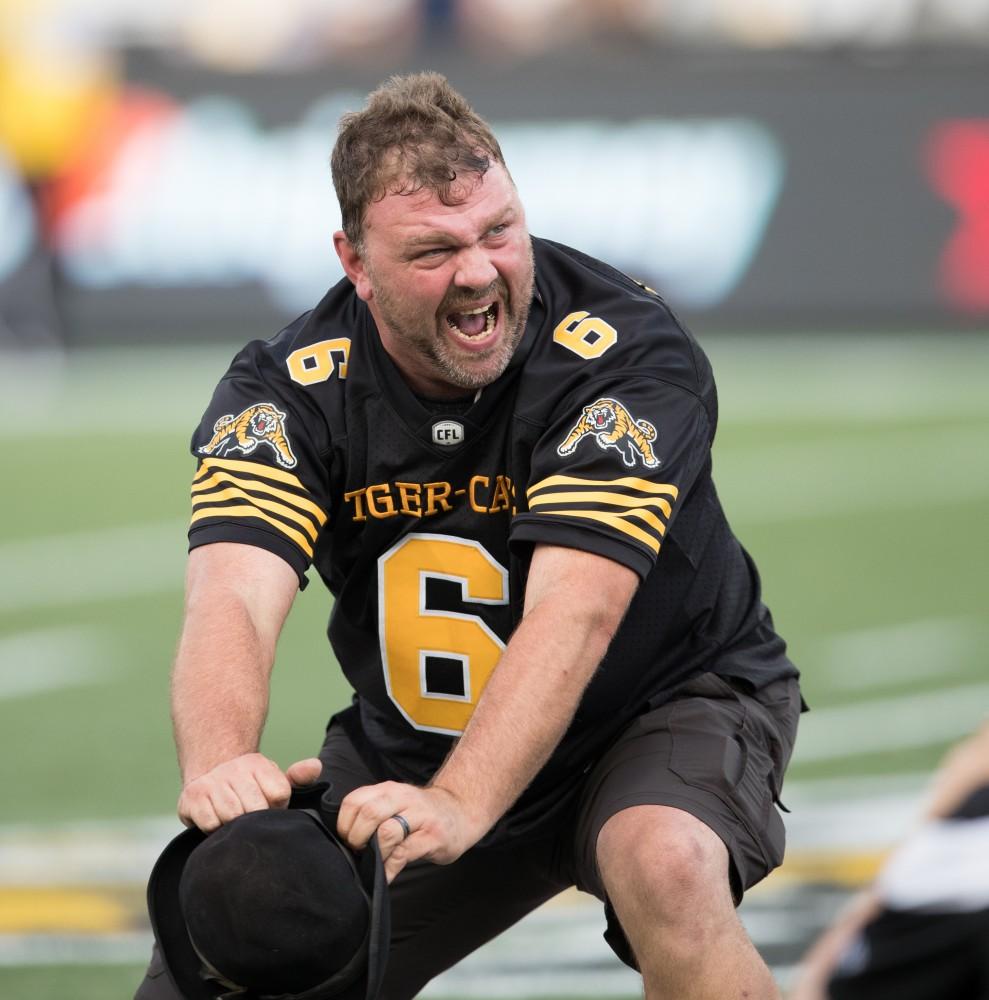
323,672,800,997
571,672,801,967
134,673,801,1000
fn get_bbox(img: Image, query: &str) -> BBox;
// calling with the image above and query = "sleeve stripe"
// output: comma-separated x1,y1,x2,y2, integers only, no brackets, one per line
528,490,672,519
534,509,662,553
194,456,309,492
192,470,327,525
190,506,315,558
531,501,668,538
191,486,320,542
527,475,679,500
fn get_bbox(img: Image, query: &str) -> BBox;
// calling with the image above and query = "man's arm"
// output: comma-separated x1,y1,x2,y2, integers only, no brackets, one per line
337,543,638,879
172,542,321,832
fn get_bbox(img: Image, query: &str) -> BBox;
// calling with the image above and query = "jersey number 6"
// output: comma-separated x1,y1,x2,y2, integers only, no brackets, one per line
377,534,508,735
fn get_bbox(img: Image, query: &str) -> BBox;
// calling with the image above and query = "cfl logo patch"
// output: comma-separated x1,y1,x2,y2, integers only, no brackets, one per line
432,420,465,447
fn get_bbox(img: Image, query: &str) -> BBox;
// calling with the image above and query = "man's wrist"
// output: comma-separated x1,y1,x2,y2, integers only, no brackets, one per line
427,777,498,844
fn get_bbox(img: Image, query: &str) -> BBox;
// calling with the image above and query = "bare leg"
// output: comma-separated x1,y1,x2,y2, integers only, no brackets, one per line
597,804,780,1000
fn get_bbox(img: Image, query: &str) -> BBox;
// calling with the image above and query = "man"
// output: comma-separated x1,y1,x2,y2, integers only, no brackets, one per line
139,72,802,1000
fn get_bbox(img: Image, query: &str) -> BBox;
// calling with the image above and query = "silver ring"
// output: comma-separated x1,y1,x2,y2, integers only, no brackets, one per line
390,813,411,841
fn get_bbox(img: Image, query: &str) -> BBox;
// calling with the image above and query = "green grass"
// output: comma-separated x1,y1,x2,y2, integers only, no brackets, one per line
1,334,987,997
0,964,149,1000
1,334,987,824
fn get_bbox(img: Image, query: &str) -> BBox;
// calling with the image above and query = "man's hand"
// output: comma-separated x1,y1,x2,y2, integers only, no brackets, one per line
178,753,322,832
337,781,480,882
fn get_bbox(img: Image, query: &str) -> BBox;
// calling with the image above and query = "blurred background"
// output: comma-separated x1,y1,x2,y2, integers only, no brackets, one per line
1,1,987,997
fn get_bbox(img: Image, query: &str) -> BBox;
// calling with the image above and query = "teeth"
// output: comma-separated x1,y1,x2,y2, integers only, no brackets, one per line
445,303,497,338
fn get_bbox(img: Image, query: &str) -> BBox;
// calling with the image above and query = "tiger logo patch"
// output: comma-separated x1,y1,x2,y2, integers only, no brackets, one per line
198,403,298,469
557,397,660,469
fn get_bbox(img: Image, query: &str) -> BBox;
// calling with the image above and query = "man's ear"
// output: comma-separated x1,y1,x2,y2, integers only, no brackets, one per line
333,231,373,302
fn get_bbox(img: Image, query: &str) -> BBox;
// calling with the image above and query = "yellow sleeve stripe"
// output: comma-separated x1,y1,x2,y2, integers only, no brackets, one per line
530,499,668,538
192,486,320,542
527,475,679,500
534,509,662,553
192,470,327,525
195,456,308,492
189,506,314,558
528,490,672,519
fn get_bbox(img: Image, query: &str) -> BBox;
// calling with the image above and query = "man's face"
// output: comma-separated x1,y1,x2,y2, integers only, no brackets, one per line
339,163,535,398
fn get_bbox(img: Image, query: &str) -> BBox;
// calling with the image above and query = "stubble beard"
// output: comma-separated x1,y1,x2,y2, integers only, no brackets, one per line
369,243,535,394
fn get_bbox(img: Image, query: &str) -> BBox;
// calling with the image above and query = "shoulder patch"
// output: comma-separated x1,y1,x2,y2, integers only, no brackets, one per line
557,397,660,470
198,403,298,469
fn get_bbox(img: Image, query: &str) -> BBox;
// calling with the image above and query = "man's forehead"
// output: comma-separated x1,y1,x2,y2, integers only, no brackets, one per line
367,164,518,237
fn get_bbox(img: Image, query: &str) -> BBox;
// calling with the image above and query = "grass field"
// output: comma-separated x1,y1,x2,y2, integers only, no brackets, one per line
1,332,987,998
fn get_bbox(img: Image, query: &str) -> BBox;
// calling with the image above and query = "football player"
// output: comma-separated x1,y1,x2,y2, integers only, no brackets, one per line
137,72,803,1000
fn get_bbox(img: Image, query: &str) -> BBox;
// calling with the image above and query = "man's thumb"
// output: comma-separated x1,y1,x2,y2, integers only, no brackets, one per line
286,757,323,786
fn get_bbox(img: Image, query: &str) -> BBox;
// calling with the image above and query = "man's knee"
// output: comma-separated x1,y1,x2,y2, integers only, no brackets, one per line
596,805,733,921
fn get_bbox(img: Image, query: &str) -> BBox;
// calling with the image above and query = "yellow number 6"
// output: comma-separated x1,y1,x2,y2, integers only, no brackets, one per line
287,338,351,385
553,311,618,359
378,534,508,735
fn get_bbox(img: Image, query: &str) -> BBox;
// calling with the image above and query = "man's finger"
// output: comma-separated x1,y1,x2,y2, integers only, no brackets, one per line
210,783,249,825
181,795,221,833
254,763,293,809
338,785,401,848
229,777,271,814
286,757,323,786
383,831,433,883
376,814,413,860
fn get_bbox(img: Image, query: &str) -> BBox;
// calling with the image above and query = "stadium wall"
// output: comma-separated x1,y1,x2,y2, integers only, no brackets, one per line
2,48,987,343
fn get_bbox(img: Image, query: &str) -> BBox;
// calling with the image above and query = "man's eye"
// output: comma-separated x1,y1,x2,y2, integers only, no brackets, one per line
418,247,449,258
488,224,508,237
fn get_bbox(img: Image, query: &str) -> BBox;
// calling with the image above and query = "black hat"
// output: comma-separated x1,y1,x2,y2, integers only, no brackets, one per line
147,782,388,1000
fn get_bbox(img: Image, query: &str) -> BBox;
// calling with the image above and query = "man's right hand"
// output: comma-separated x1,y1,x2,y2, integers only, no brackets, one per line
177,753,323,832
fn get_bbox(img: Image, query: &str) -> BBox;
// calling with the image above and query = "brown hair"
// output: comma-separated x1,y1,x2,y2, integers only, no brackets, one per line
331,72,506,249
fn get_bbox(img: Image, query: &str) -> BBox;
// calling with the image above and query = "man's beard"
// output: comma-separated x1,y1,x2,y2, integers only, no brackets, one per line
368,245,535,393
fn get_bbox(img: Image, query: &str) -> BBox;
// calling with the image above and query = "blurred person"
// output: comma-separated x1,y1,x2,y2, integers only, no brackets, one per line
176,0,423,71
790,722,989,1000
137,72,803,1000
455,0,595,56
0,0,118,350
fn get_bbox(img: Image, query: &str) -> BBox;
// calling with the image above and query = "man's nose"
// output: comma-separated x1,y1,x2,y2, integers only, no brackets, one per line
453,246,498,290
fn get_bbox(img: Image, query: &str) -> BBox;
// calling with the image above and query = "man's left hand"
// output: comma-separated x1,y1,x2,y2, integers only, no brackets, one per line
337,782,480,882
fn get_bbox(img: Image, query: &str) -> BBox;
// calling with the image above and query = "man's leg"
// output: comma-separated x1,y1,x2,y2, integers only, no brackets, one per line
597,804,779,1000
569,673,801,1000
320,718,570,1000
381,837,566,1000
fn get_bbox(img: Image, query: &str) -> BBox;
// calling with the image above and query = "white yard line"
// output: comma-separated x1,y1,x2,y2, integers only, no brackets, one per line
0,626,116,699
820,617,983,691
0,817,177,886
717,424,989,524
0,933,152,967
793,682,989,764
0,521,186,613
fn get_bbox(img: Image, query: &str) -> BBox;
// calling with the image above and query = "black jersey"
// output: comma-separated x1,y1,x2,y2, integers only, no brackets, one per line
188,237,796,833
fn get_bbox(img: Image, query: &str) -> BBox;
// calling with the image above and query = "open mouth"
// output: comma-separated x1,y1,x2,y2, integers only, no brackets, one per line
445,302,499,340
